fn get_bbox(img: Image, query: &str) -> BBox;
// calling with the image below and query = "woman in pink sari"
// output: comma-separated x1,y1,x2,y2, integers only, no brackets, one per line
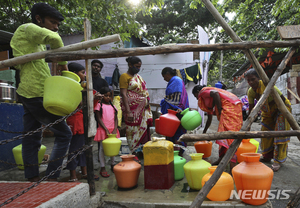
192,85,243,170
119,56,153,161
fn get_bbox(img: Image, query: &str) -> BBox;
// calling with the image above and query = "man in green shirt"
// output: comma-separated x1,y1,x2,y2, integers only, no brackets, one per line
10,3,72,182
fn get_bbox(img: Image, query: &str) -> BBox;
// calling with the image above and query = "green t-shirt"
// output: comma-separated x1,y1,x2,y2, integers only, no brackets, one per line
10,23,67,98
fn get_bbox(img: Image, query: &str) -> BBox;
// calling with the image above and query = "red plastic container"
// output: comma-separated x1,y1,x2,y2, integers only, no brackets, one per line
159,109,181,137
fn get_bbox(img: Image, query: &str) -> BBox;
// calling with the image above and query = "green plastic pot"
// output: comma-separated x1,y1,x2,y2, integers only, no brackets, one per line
174,150,186,180
43,72,82,116
180,108,202,130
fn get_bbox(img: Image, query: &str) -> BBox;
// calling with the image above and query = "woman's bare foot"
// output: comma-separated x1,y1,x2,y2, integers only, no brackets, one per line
271,163,281,172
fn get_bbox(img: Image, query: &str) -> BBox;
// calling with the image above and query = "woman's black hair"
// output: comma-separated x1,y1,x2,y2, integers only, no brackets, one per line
31,3,64,24
244,68,260,78
192,85,206,95
98,87,117,116
126,56,142,65
68,62,85,73
161,67,177,76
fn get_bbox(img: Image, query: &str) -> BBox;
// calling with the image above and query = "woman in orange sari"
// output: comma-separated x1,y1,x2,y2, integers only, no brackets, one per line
192,85,243,169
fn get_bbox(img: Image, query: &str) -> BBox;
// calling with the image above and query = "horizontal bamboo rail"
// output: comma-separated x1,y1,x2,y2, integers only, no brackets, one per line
0,34,121,70
44,40,300,62
190,0,300,207
179,130,300,142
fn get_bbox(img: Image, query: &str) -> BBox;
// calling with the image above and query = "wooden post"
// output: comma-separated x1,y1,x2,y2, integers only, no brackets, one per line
179,130,300,142
83,18,96,196
190,1,300,207
0,34,121,70
200,0,300,136
43,40,300,62
287,187,300,208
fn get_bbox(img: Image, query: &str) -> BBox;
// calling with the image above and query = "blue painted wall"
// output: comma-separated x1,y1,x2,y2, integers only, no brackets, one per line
0,102,24,171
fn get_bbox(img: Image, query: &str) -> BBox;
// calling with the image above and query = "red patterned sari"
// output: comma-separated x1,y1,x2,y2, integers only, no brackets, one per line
120,74,153,151
198,87,243,162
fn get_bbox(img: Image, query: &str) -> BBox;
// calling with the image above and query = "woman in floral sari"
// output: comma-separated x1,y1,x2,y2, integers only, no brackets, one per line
160,67,189,154
192,85,243,171
119,56,153,160
245,68,291,172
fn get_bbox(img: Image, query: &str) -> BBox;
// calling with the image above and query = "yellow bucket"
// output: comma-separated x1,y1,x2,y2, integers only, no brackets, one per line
43,72,82,116
12,144,47,170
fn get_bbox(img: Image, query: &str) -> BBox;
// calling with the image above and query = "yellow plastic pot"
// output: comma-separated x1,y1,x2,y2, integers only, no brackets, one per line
43,72,82,116
61,71,80,81
249,139,259,153
183,153,211,190
102,134,122,156
12,144,46,170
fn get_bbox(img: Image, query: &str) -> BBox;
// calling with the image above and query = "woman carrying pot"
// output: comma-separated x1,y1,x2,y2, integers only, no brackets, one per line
160,67,189,154
192,85,243,171
119,56,153,162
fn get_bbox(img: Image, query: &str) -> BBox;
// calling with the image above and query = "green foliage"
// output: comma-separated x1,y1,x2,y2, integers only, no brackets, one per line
136,0,216,45
0,0,163,41
207,0,300,86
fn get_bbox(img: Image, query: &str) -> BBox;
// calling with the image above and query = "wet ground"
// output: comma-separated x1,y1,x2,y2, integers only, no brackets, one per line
1,116,299,207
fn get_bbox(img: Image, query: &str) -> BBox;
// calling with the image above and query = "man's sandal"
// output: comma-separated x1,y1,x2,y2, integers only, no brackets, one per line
68,178,78,182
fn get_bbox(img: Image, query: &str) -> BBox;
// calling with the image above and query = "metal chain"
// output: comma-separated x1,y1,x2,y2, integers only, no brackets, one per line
0,106,82,146
0,142,92,167
0,129,26,134
0,144,92,207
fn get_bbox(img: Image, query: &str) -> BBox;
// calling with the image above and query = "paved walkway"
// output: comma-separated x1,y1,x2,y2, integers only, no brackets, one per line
0,182,80,208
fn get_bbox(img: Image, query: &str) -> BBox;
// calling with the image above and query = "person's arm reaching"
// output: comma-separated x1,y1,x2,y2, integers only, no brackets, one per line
203,114,212,134
210,90,222,115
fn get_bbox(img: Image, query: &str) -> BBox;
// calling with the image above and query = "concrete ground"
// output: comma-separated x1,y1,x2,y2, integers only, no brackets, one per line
1,116,300,207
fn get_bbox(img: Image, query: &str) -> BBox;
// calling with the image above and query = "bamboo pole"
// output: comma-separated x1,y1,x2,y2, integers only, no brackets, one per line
286,87,300,102
200,0,300,136
83,18,96,196
190,1,299,207
44,40,300,62
179,130,300,142
0,34,121,70
269,47,300,139
84,19,97,138
287,187,300,208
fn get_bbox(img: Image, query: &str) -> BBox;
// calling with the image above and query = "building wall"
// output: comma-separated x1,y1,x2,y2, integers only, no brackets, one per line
278,64,300,123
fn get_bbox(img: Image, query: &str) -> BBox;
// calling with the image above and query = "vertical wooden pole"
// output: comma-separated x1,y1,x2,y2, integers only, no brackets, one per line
190,1,300,207
201,0,300,133
83,18,96,196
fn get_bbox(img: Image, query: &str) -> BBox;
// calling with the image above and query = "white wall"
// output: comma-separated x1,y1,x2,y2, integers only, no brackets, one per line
114,51,199,109
61,33,209,111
